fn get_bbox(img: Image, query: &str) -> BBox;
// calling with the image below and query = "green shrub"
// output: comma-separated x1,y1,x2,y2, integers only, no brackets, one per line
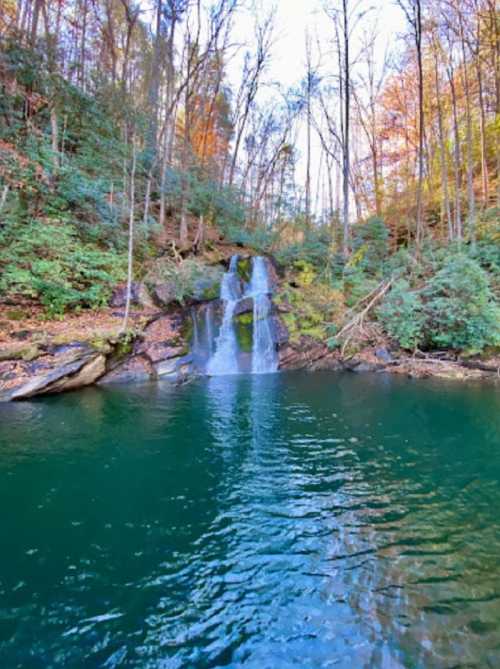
423,254,500,351
276,228,332,269
378,280,425,350
145,257,223,304
342,266,379,308
0,220,127,316
351,216,389,276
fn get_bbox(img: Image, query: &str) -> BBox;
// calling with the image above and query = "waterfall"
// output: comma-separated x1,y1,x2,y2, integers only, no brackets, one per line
206,255,242,376
247,256,278,374
205,302,215,358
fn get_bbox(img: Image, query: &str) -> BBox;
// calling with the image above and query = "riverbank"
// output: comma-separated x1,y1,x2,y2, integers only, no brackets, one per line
1,295,498,402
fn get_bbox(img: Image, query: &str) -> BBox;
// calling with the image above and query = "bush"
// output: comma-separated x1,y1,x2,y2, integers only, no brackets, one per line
351,216,389,276
378,280,425,350
379,255,500,353
144,257,223,303
276,228,332,269
423,254,500,351
0,220,127,316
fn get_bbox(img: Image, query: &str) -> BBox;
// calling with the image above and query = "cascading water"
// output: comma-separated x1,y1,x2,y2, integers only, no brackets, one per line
203,255,278,376
246,256,278,374
205,302,215,358
206,255,242,376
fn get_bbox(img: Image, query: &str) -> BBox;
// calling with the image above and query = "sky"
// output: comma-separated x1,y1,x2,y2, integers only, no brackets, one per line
227,0,407,212
230,0,406,86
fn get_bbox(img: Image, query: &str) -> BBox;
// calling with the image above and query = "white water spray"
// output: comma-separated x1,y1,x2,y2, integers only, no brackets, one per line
206,255,242,375
246,256,278,374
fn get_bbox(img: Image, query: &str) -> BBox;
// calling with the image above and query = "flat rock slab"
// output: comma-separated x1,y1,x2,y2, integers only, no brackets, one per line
0,343,105,401
98,355,154,385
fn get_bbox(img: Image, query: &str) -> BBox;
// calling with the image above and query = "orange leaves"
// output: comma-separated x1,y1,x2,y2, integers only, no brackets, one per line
0,140,47,187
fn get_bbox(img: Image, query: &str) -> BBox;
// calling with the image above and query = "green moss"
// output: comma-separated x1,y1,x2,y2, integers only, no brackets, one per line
301,326,326,341
181,316,194,343
201,283,220,301
0,344,42,362
5,309,26,321
237,257,252,283
89,337,113,354
234,320,253,352
235,312,253,325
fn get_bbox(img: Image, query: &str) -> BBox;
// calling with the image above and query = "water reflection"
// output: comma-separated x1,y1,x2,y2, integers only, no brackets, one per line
0,372,499,667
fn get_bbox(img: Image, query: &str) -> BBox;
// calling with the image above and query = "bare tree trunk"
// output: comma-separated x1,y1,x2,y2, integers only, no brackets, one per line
457,12,475,243
50,106,59,170
342,0,350,258
415,0,424,249
397,0,424,249
432,44,452,240
0,185,9,213
305,33,313,227
79,0,89,89
448,63,462,240
122,143,137,334
475,58,489,208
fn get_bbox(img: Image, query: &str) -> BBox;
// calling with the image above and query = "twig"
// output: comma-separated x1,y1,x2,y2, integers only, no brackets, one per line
337,278,394,341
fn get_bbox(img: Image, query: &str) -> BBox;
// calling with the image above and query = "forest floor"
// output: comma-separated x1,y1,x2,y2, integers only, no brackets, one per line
0,303,156,358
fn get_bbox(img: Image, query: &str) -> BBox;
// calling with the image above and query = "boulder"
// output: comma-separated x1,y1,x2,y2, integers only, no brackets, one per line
152,282,177,308
155,354,193,380
42,354,106,394
98,355,154,385
375,347,393,363
265,257,281,292
272,315,289,348
110,282,154,309
142,314,183,344
0,343,104,401
234,297,254,316
191,275,222,301
135,342,186,363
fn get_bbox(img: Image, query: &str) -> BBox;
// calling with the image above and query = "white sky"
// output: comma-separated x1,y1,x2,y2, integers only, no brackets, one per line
227,0,406,213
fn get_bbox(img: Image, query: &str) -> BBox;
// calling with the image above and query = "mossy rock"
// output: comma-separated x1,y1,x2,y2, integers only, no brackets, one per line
234,320,253,353
301,326,326,342
89,337,113,354
235,312,253,326
201,283,220,301
181,316,194,343
237,257,252,283
6,309,26,321
0,344,42,362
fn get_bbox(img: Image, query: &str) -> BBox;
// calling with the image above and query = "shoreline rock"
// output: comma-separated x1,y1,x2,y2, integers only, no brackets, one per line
1,300,498,402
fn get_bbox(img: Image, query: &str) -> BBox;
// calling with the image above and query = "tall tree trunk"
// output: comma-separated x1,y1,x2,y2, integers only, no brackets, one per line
342,0,350,258
415,0,424,249
475,58,489,208
433,46,452,240
448,66,462,240
458,12,475,242
50,106,59,170
122,143,137,333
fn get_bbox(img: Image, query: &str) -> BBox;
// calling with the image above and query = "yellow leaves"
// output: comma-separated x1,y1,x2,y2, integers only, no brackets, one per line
346,244,367,269
0,0,16,34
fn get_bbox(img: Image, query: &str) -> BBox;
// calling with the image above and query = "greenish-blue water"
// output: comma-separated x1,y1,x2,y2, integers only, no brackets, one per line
0,372,499,668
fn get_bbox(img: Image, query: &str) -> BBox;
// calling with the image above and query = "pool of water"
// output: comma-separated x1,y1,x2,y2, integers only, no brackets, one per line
0,372,499,668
